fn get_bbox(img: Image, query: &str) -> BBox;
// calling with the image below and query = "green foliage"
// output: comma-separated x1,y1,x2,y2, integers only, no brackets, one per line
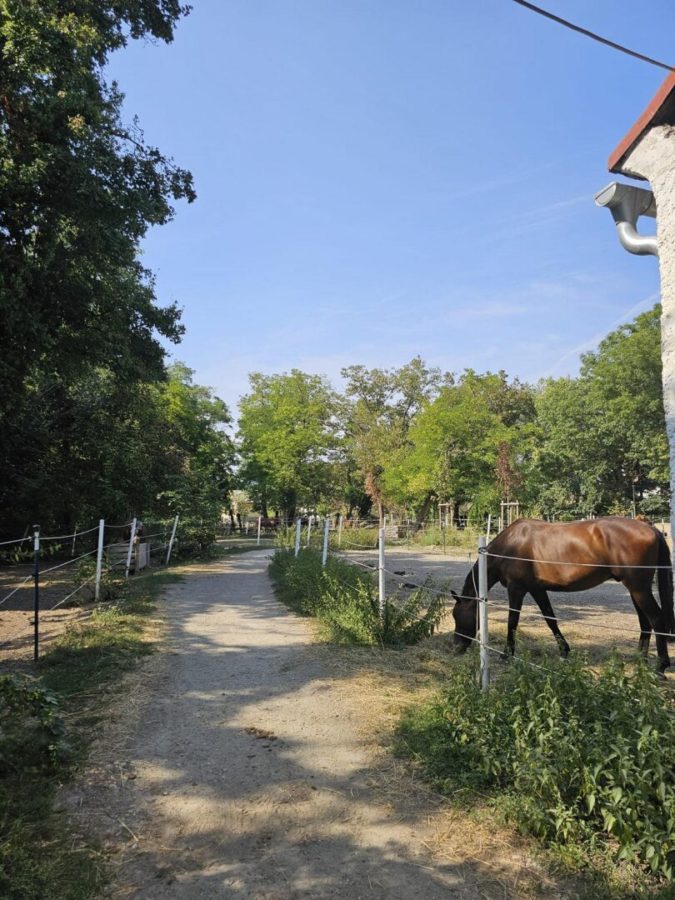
399,654,675,883
0,676,70,775
0,2,215,536
0,572,169,899
384,370,536,518
341,357,442,521
269,549,444,646
238,370,342,518
531,306,668,518
331,526,380,550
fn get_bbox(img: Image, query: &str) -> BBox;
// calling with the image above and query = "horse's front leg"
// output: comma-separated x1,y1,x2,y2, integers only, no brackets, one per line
504,584,526,658
530,588,570,657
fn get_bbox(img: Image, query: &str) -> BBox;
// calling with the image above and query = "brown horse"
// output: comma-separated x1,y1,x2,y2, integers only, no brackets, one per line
451,517,675,672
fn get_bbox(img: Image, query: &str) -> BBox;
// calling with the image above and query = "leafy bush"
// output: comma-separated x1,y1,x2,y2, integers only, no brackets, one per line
0,676,70,775
407,525,483,551
269,549,444,646
331,526,379,550
399,654,675,882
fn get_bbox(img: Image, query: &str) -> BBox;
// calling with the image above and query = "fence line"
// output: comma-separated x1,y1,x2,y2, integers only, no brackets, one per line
0,573,34,608
300,522,675,694
41,525,101,542
0,515,183,662
485,549,674,570
0,535,30,548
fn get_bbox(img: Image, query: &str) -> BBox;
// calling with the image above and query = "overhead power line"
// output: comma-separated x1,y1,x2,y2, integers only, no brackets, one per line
511,0,675,73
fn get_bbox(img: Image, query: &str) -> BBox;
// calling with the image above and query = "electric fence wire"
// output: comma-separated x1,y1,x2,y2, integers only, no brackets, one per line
0,535,31,548
49,574,97,610
39,547,98,576
334,547,675,639
41,524,100,542
0,573,34,608
484,549,674,570
511,0,675,73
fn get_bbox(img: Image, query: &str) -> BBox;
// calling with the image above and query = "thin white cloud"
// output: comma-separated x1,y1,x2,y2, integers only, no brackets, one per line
538,292,660,379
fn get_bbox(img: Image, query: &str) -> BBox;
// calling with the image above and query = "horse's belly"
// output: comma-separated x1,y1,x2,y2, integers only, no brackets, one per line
534,567,611,593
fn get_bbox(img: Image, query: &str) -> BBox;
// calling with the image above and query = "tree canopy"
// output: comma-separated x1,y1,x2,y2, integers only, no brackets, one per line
0,3,237,536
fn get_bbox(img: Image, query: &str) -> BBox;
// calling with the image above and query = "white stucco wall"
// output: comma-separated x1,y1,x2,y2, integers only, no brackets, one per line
618,125,675,539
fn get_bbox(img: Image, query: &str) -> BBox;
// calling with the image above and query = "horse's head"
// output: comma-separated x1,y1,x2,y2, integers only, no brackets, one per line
450,567,478,652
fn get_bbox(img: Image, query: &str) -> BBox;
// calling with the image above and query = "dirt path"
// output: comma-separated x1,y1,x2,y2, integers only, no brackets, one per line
70,550,524,899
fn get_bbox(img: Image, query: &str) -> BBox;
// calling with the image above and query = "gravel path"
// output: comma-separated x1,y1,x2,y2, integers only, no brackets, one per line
91,551,490,899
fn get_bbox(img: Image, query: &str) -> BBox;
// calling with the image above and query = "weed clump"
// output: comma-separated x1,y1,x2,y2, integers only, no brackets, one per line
398,653,675,884
269,548,444,647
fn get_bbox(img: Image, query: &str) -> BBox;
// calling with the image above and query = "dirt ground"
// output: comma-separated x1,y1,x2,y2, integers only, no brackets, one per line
0,563,96,665
56,547,673,899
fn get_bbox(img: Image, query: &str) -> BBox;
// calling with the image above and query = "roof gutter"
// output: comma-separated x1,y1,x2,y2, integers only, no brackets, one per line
594,181,658,257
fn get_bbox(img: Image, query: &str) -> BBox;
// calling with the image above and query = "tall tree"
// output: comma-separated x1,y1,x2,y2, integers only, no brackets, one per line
0,1,194,526
384,371,536,522
237,370,341,518
341,357,441,523
532,305,668,517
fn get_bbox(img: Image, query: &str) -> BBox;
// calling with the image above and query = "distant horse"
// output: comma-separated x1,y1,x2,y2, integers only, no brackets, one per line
259,517,280,533
451,517,675,672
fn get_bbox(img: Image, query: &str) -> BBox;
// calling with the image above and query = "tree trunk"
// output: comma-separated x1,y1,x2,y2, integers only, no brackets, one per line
415,492,434,527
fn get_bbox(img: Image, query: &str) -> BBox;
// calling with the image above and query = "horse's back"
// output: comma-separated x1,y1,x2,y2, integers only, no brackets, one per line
489,516,662,589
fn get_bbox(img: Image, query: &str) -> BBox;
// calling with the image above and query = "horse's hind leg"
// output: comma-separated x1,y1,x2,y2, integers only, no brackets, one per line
530,588,570,657
627,584,671,673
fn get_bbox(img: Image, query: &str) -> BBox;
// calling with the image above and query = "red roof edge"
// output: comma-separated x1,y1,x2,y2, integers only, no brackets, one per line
608,71,675,174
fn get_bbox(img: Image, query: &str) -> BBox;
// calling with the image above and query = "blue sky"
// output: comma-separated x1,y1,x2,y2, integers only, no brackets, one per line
106,0,672,417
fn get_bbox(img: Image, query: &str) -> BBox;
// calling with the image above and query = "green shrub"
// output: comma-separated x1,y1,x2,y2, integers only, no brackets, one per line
330,527,379,550
0,676,71,776
399,654,675,882
269,549,444,647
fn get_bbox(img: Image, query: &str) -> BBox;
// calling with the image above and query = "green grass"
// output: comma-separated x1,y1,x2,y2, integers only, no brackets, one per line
0,570,180,899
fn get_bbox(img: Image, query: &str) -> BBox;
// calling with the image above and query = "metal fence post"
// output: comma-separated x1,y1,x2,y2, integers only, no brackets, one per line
256,515,262,546
33,525,40,662
478,535,490,691
166,515,179,565
322,517,330,567
338,514,343,547
306,515,313,548
125,517,137,579
294,517,302,557
378,526,386,624
95,519,105,602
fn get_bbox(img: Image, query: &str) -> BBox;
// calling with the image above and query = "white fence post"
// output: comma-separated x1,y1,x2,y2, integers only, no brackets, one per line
294,517,302,557
257,515,262,546
486,513,492,540
95,519,105,602
478,534,490,691
166,515,179,565
378,526,386,623
306,515,313,548
338,514,343,547
322,517,330,567
125,517,137,579
71,525,78,558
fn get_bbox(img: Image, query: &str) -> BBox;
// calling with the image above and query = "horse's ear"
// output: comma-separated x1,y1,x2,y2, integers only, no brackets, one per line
450,589,458,599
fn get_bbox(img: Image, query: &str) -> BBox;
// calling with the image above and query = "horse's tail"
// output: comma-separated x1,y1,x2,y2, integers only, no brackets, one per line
656,531,675,637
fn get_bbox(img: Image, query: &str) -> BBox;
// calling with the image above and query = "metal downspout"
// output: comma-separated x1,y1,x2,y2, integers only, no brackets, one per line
594,181,659,257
